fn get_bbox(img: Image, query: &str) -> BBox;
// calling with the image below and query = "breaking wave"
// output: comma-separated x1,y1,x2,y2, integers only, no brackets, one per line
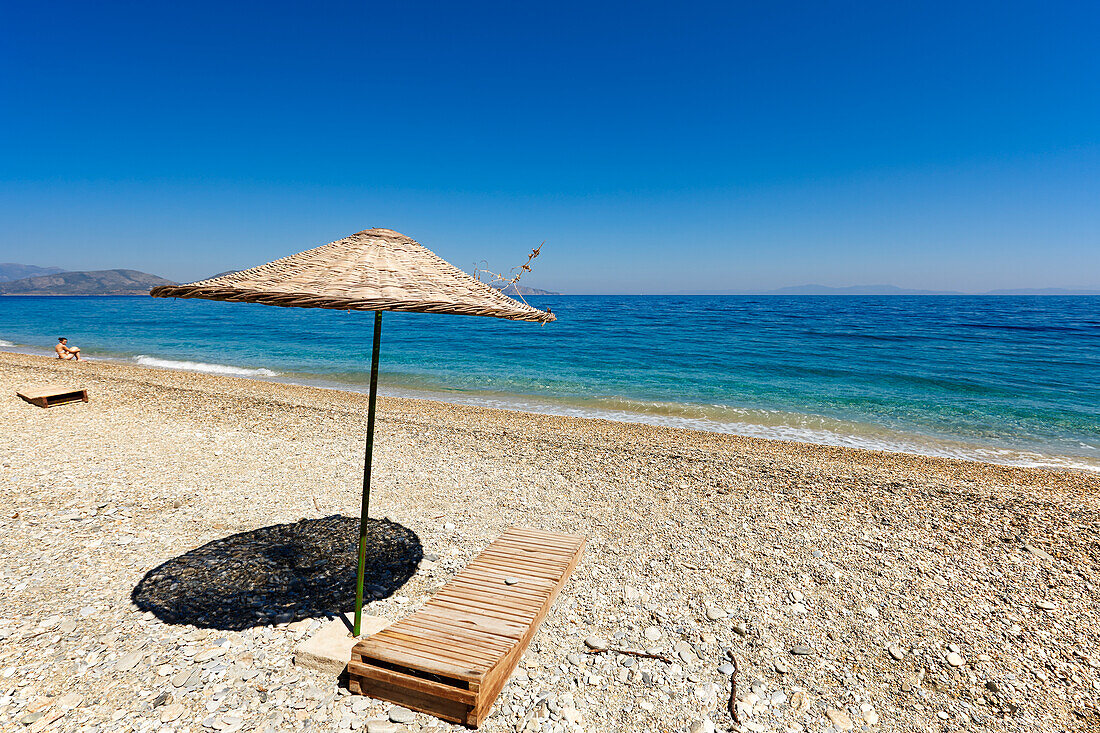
132,355,280,378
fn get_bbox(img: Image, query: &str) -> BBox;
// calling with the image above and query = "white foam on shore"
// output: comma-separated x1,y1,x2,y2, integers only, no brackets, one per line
376,386,1100,474
132,355,280,378
0,339,16,347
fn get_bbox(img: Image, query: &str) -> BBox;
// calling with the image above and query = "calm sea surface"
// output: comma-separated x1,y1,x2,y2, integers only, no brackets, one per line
2,295,1098,472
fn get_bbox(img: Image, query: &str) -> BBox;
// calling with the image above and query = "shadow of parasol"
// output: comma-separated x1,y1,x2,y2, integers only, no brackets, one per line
131,515,422,631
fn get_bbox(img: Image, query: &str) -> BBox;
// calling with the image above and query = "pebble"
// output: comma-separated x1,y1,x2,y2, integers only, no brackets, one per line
57,693,82,710
888,645,905,660
194,647,227,662
674,641,699,665
790,646,813,656
388,706,417,723
947,652,965,667
365,722,397,733
644,626,662,641
584,636,609,651
1023,544,1054,561
114,650,144,671
688,719,715,733
718,662,735,675
826,707,854,730
705,607,726,621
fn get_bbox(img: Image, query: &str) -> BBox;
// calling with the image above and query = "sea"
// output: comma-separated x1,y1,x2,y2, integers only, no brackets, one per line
2,295,1098,472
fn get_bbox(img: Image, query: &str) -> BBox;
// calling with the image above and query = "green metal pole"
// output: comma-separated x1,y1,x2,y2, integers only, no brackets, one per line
353,310,383,636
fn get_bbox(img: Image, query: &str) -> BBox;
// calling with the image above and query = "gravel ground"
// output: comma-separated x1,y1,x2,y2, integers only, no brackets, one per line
1,351,1099,733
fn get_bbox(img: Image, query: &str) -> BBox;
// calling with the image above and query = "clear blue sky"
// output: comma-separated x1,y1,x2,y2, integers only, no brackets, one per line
2,1,1098,293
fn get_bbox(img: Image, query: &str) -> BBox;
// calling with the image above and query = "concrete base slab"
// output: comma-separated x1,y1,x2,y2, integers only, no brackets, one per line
294,613,391,676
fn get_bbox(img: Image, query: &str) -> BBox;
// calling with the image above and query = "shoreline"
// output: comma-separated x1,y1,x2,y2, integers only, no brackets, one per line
2,347,1096,476
2,348,1099,731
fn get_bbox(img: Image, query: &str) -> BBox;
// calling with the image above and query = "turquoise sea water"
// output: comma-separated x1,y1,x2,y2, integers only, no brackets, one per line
2,295,1098,472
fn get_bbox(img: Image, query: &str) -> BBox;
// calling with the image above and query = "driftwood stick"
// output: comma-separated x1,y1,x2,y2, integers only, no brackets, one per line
728,655,740,724
584,647,674,663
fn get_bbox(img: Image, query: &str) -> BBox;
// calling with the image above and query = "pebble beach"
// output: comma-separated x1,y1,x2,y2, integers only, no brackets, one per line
2,350,1099,733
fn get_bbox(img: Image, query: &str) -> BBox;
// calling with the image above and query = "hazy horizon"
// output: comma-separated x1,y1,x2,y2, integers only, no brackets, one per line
2,260,1098,297
3,2,1098,293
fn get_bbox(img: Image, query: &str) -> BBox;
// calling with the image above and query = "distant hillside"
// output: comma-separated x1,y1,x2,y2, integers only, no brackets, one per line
492,283,560,296
0,263,65,282
0,269,175,295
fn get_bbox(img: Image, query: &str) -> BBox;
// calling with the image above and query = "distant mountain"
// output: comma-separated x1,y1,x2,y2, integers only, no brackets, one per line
0,269,176,296
492,283,560,296
0,263,65,282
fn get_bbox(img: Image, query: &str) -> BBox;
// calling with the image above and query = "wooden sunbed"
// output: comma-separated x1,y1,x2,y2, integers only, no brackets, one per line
17,385,89,408
348,526,585,728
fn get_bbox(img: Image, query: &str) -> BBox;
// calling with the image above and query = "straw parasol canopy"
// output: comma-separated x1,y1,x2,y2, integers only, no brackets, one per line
150,227,555,323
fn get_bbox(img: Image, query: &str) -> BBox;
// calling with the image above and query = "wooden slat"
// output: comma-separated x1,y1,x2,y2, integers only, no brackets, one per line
374,629,498,667
429,591,541,619
433,589,544,615
429,598,537,625
488,538,580,556
416,606,528,639
413,608,525,643
448,576,550,600
360,632,494,670
348,661,477,706
435,580,547,604
396,617,515,654
353,642,484,682
483,535,579,554
460,568,559,588
473,550,571,572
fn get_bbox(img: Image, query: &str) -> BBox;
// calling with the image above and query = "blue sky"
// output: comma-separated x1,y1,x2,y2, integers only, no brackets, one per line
2,1,1098,293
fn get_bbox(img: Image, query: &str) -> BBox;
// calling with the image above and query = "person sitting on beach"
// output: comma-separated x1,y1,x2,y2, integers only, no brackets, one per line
55,337,83,361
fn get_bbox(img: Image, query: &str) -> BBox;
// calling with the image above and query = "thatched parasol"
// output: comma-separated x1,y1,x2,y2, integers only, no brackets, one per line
151,228,555,634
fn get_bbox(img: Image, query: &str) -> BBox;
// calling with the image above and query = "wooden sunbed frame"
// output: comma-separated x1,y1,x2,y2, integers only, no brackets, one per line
16,386,89,408
348,526,585,728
